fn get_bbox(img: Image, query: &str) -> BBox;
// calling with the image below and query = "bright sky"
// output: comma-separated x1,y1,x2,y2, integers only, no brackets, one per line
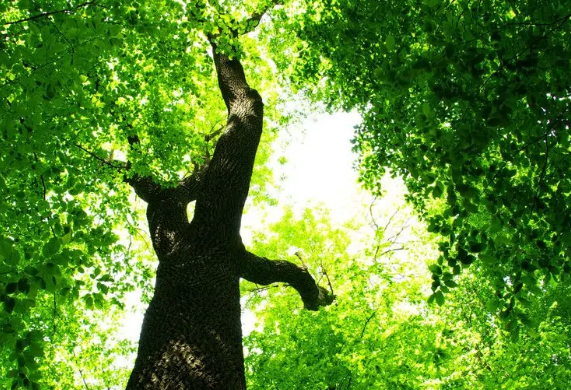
274,111,364,221
241,110,365,237
275,111,361,207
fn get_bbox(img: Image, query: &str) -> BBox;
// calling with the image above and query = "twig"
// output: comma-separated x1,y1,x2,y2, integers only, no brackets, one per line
379,247,405,258
539,134,550,184
48,17,74,49
368,196,379,230
205,120,225,142
320,263,335,295
359,311,377,338
505,12,571,27
386,216,412,244
52,291,57,337
33,154,57,236
513,108,568,155
383,208,400,233
246,284,281,294
79,369,91,390
39,175,48,200
73,143,125,170
294,251,306,267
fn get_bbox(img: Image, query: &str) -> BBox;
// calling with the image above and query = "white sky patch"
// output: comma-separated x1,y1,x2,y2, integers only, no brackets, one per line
276,111,363,221
118,290,145,342
241,110,366,246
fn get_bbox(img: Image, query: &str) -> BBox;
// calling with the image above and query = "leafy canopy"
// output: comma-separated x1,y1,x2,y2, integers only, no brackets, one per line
265,0,571,320
243,194,571,389
2,0,571,388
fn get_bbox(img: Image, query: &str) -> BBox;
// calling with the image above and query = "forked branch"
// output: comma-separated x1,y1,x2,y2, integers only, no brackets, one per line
123,133,205,204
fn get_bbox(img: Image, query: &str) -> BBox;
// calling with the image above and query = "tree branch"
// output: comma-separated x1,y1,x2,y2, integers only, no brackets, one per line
359,311,377,338
505,12,571,27
122,133,203,204
3,1,103,25
240,251,335,310
206,0,283,107
125,168,205,206
73,143,125,170
210,40,260,112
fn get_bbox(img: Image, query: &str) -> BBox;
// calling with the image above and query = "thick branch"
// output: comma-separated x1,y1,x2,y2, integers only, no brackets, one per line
240,251,334,311
125,171,204,205
191,40,263,236
122,133,203,258
211,41,257,112
207,1,282,109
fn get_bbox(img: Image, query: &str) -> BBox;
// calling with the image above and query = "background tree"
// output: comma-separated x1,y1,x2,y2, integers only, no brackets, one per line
244,196,571,389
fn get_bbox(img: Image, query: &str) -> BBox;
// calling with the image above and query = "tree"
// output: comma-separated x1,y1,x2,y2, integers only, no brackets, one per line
124,33,333,389
3,0,570,388
1,1,333,389
267,0,571,319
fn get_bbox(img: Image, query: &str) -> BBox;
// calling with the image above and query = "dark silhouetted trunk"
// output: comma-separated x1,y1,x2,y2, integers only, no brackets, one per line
124,41,333,390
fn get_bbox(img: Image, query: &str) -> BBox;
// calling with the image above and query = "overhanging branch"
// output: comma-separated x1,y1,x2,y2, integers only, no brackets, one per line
3,1,104,25
240,251,335,311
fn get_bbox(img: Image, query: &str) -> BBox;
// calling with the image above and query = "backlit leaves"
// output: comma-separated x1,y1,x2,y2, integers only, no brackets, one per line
272,0,571,314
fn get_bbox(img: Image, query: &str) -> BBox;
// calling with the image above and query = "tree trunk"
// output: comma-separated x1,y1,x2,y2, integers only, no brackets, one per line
125,40,333,390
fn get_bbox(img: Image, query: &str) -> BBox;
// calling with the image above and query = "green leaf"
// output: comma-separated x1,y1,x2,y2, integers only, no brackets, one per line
42,238,61,257
5,249,20,266
428,264,442,274
44,263,61,276
444,280,457,288
6,282,18,294
0,237,13,260
27,343,44,358
434,291,445,306
4,297,16,313
479,253,495,265
486,299,499,312
45,82,57,100
385,34,396,51
469,242,485,253
422,102,434,119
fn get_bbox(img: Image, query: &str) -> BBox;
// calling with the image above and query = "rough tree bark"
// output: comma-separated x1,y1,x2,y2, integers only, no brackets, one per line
123,35,334,389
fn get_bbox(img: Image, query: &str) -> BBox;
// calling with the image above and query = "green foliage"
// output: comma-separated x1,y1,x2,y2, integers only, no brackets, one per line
268,0,571,313
244,203,571,389
1,0,285,387
3,0,571,387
